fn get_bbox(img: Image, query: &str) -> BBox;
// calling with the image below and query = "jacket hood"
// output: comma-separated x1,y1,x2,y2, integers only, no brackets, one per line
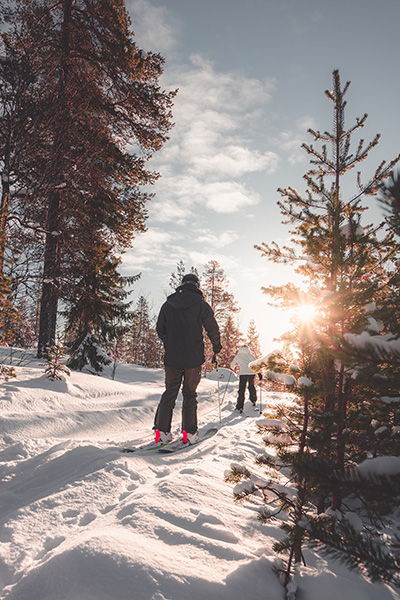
167,285,203,310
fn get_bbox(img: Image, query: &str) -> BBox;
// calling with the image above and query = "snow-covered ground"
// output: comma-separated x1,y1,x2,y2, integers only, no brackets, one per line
0,350,398,600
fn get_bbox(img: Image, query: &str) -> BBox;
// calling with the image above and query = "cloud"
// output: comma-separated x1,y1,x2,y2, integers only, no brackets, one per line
127,0,178,55
203,181,260,213
194,229,240,248
146,56,279,220
188,251,240,274
191,146,279,178
278,115,318,165
121,228,178,272
149,176,261,222
173,55,276,116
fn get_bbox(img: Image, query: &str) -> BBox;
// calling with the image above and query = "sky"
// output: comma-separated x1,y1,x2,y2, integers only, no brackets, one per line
121,0,400,354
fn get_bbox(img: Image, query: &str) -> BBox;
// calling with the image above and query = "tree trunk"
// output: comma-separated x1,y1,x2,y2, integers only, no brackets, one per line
332,363,346,510
0,136,11,281
37,0,73,356
0,182,10,281
37,190,61,356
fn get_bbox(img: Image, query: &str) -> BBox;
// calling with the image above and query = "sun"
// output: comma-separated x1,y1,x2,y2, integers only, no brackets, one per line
295,303,317,322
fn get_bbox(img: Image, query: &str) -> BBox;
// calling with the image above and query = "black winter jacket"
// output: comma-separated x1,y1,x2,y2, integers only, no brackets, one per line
156,283,222,368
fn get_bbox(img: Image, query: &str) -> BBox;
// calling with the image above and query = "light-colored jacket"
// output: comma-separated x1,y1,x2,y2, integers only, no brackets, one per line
231,346,256,375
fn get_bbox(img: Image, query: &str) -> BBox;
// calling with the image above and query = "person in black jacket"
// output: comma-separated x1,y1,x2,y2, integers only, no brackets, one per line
154,273,222,445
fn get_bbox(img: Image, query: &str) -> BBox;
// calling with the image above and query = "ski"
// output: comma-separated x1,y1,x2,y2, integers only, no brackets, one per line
158,427,218,454
120,439,174,453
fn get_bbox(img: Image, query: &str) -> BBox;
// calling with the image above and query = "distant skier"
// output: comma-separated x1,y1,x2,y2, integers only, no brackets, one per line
154,273,222,445
231,345,261,413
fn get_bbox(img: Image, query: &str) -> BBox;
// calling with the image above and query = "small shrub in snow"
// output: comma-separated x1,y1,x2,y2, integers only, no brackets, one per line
42,342,71,381
0,364,16,381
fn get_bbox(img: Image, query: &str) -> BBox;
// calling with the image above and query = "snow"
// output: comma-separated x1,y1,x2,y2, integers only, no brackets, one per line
344,331,400,357
0,351,398,600
344,512,364,534
265,371,296,386
374,426,389,436
380,396,400,404
357,456,400,477
249,355,306,388
297,376,313,387
206,367,238,382
366,316,383,333
256,418,289,431
364,302,377,314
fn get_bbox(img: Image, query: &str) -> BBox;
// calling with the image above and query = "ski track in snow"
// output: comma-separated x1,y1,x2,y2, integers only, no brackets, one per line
0,355,398,600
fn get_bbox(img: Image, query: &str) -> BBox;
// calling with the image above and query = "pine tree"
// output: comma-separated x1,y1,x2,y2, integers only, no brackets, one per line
202,260,238,321
219,315,243,368
63,241,138,372
376,170,400,338
125,295,162,368
331,172,400,462
256,68,400,477
379,170,400,237
42,341,70,380
3,0,176,355
201,260,240,371
0,32,39,342
246,319,262,358
252,69,400,587
168,260,199,292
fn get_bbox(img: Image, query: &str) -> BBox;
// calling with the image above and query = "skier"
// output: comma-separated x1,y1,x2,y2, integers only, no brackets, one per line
154,273,222,445
231,345,261,413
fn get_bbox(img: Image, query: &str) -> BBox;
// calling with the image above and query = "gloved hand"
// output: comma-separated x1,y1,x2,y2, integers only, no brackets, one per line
258,372,262,381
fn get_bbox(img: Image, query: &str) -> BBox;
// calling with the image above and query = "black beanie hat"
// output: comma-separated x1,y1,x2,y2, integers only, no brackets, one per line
181,273,200,288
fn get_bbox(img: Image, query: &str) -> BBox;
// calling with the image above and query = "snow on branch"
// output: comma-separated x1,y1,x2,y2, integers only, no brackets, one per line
342,331,400,364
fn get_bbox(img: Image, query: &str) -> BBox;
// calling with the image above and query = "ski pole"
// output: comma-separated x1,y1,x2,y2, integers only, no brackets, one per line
259,374,263,414
221,369,233,405
215,358,222,425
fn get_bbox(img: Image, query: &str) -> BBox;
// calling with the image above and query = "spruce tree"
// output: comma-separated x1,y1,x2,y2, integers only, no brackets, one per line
202,260,240,371
0,27,39,342
63,241,138,372
202,260,239,322
256,68,399,479
251,69,400,587
125,295,163,368
42,341,70,380
219,315,243,368
246,319,262,358
168,260,200,293
3,0,176,355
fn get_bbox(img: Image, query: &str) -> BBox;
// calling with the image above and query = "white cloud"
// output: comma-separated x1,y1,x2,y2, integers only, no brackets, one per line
149,176,261,222
188,251,240,274
127,0,178,55
121,228,177,272
191,146,278,178
194,229,240,248
173,55,276,115
204,181,260,213
278,115,318,165
146,57,279,220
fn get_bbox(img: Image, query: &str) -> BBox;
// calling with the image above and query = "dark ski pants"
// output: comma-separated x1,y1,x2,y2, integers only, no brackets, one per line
154,365,202,435
236,374,257,410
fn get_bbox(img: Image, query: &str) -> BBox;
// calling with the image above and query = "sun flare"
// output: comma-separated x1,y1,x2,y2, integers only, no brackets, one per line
295,303,317,322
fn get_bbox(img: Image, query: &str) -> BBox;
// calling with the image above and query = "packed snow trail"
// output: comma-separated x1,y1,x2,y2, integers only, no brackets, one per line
0,354,398,600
